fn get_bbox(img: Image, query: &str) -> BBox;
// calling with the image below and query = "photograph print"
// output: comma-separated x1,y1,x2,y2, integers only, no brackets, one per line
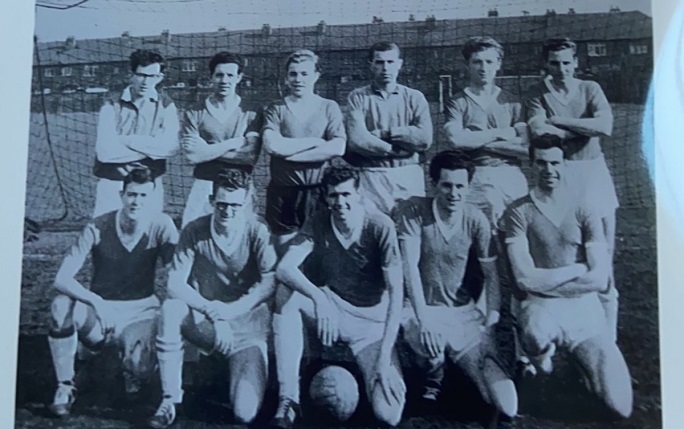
17,0,659,428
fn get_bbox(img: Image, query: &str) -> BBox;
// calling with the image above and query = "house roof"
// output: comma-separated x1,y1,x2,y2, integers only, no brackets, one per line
34,11,652,66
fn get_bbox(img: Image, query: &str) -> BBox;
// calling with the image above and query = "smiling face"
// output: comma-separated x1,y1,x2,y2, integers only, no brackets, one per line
210,186,248,228
285,59,319,98
545,48,578,83
325,179,362,222
120,181,155,220
369,48,403,87
434,168,469,213
211,62,242,99
467,47,501,87
130,63,163,99
533,147,566,191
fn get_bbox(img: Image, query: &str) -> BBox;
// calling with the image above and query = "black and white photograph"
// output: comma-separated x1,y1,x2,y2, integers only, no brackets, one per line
15,0,659,428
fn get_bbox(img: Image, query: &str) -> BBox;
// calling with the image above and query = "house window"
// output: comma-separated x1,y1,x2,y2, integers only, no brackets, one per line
340,76,349,84
439,75,452,113
243,58,249,67
44,68,54,77
83,65,98,77
587,43,607,57
113,67,120,74
182,60,197,72
629,43,648,55
61,66,72,77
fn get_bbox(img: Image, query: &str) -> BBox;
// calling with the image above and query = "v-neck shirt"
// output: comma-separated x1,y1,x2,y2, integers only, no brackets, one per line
444,86,523,168
526,77,612,160
183,96,262,179
298,207,400,307
72,210,178,300
262,95,345,187
393,196,495,307
502,194,604,269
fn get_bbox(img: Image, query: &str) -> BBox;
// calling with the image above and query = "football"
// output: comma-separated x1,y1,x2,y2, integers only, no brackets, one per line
308,365,360,422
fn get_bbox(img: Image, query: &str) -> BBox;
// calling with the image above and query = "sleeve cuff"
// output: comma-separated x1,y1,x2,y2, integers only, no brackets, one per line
478,256,498,263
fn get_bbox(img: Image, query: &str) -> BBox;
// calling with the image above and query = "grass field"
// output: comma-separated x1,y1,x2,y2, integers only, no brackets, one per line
15,103,659,428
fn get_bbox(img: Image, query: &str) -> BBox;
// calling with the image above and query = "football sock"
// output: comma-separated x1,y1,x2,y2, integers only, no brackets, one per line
48,330,77,384
273,312,304,402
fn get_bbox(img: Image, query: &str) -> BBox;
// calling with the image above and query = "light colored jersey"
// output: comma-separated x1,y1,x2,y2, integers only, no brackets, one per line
65,211,178,300
262,96,345,187
393,197,495,307
526,77,612,161
296,208,401,307
345,84,432,168
502,194,604,269
182,96,262,179
173,214,277,303
444,87,523,167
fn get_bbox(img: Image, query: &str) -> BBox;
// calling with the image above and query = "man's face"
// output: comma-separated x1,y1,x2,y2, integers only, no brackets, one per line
120,181,155,220
467,48,501,86
545,48,577,82
369,49,403,87
130,63,163,99
325,179,362,221
212,62,242,98
211,186,248,227
533,147,565,190
285,60,319,98
435,168,469,213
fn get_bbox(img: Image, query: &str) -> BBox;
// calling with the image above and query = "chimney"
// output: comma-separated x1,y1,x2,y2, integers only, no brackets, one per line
161,29,171,44
262,23,272,37
317,20,327,36
408,14,416,22
545,9,557,16
568,8,576,15
609,6,621,13
64,36,76,50
218,26,227,32
425,15,437,30
488,9,499,17
522,10,530,16
121,31,130,38
372,16,384,24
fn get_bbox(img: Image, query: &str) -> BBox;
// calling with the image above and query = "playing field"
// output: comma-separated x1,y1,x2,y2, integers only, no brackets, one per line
15,104,660,428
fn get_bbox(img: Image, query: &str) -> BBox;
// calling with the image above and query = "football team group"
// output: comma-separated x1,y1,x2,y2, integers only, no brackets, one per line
44,36,634,428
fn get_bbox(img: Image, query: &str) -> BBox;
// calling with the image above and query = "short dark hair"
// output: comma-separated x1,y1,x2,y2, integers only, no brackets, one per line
212,168,252,195
529,134,566,161
368,42,401,62
429,150,475,183
462,36,504,61
209,51,244,75
122,166,155,191
542,38,577,60
322,167,360,191
285,49,321,73
129,49,166,73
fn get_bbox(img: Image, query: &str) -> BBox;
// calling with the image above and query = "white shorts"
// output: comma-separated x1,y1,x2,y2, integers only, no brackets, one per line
467,165,528,228
358,164,426,214
320,287,388,356
93,177,164,218
402,302,485,362
565,156,619,218
518,293,608,352
190,302,270,361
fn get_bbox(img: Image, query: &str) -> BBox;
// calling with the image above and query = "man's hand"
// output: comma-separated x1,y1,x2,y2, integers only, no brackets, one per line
373,360,406,405
212,320,234,355
202,300,230,323
92,299,118,339
418,317,445,359
313,292,339,347
182,136,208,153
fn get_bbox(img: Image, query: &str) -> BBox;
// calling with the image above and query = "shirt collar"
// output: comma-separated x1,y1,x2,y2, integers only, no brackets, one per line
121,85,159,104
371,83,401,96
432,198,461,241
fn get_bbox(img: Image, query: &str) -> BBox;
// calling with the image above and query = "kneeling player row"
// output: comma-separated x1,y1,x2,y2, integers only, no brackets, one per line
47,138,632,428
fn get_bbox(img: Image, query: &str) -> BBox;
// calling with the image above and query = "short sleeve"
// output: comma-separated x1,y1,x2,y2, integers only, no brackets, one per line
511,101,524,125
444,97,464,125
391,199,422,240
172,224,197,270
245,108,264,137
253,222,277,275
261,103,281,133
471,209,497,261
324,101,347,141
156,215,180,266
502,205,528,244
290,211,317,247
181,108,201,137
346,89,366,113
577,206,605,247
587,82,612,117
57,223,98,279
525,87,548,122
376,216,401,269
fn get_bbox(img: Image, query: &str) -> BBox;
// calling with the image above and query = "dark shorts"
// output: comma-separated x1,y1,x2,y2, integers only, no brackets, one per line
265,184,323,235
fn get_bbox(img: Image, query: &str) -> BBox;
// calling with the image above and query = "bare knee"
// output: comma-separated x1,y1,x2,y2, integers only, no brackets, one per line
231,380,261,424
161,299,189,322
51,295,75,330
371,387,404,427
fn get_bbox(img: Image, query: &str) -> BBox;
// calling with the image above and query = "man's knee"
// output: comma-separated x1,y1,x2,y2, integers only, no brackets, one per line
371,386,404,427
50,295,75,331
232,380,261,423
161,298,189,322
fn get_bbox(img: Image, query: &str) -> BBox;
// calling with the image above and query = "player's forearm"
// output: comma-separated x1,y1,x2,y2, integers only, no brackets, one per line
285,138,346,162
551,116,613,137
346,114,395,157
186,137,244,164
379,267,403,364
482,268,502,325
519,264,587,294
128,134,179,160
444,125,512,150
404,266,429,322
485,138,528,158
53,277,103,307
389,126,432,152
222,274,276,319
167,278,211,312
263,133,321,157
276,265,323,302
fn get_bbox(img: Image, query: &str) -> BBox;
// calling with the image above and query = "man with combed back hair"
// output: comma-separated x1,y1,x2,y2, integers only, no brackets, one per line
148,169,277,429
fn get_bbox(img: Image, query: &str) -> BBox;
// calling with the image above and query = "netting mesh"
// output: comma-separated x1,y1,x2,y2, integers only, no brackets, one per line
26,9,654,228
